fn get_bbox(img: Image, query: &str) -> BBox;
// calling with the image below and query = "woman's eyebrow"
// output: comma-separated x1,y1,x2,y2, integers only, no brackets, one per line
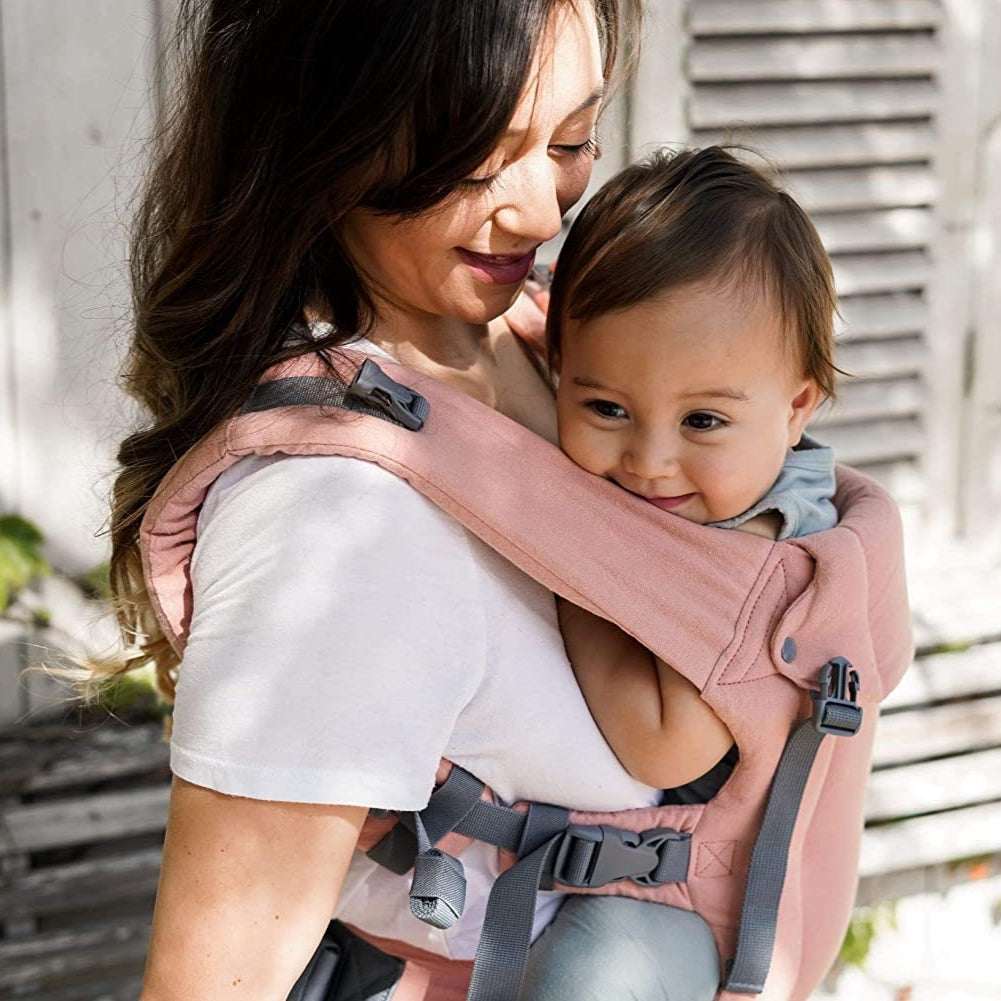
567,84,605,119
502,85,605,140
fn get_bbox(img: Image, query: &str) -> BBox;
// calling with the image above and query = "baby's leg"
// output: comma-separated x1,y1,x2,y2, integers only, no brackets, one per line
518,895,719,1001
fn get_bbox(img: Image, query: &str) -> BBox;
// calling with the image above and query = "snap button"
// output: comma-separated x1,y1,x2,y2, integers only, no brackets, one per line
781,637,797,663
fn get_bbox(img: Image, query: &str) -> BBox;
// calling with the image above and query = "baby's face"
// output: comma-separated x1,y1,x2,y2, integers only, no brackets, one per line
556,280,822,525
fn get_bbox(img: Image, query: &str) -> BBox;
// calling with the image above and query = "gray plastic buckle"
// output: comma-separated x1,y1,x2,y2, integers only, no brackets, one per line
348,358,428,431
552,825,679,889
811,656,863,737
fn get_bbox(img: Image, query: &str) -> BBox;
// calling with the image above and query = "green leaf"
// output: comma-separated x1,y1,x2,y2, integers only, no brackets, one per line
0,515,44,549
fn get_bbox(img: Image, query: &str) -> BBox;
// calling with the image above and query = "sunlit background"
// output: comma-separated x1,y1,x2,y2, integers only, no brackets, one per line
1,2,999,999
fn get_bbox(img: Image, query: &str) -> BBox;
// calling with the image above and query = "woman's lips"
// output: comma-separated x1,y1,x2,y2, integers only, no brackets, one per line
457,248,536,285
642,493,697,511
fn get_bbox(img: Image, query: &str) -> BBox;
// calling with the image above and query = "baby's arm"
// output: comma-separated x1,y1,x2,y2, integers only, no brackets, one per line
557,599,734,789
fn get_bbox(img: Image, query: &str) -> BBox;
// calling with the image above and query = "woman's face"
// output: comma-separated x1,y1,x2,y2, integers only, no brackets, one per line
343,2,605,330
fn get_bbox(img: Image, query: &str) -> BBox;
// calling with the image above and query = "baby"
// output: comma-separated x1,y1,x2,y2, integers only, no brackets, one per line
522,146,841,998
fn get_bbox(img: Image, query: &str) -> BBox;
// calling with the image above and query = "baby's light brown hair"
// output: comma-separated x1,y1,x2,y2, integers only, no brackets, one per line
548,146,839,400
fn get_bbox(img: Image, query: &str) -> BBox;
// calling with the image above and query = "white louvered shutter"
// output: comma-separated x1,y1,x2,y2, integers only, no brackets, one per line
655,0,948,499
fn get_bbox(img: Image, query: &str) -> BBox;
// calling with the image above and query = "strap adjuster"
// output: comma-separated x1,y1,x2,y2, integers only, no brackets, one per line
811,656,862,737
348,358,429,431
551,825,688,889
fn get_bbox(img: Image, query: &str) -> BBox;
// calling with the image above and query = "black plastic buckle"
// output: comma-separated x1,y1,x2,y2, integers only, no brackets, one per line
348,358,428,431
811,656,863,737
551,825,684,889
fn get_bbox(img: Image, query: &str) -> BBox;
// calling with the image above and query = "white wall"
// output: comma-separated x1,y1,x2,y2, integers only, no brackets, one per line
1,0,157,572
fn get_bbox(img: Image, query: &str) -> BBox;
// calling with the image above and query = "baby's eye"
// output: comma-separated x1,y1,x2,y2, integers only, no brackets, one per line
587,400,628,420
683,411,726,431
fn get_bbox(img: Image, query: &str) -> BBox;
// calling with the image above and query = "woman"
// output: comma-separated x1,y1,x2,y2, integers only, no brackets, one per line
107,2,718,999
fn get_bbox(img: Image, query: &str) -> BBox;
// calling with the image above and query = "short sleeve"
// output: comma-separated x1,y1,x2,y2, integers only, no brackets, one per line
169,453,486,810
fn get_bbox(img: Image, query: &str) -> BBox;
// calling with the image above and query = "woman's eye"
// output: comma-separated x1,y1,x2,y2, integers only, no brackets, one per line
553,135,600,161
587,399,627,420
457,170,502,192
683,412,726,431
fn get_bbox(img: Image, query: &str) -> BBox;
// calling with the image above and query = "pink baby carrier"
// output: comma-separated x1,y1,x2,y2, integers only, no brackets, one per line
141,348,913,1001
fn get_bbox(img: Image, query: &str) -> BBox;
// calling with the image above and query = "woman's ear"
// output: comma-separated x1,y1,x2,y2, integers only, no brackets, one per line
787,379,824,447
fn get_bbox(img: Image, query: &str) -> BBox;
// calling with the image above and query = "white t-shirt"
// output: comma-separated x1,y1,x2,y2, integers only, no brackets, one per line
169,340,658,959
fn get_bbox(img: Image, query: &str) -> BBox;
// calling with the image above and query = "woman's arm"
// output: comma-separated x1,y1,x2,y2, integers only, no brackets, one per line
557,600,734,790
140,777,366,1001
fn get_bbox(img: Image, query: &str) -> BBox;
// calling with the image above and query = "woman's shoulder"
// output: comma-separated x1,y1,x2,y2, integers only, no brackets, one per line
200,452,468,544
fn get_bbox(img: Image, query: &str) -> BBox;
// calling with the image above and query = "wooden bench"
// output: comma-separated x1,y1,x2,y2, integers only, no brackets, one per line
2,640,999,999
0,720,169,1001
857,637,1001,903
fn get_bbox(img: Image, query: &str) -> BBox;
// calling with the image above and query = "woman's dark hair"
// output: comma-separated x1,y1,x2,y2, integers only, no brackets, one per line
548,146,840,399
106,0,638,701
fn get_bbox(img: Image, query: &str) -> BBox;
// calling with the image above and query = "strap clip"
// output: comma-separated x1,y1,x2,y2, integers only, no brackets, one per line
551,824,688,889
811,656,862,737
348,358,428,431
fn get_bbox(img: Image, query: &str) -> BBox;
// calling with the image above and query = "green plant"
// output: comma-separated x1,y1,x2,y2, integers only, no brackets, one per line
0,514,50,613
838,901,897,969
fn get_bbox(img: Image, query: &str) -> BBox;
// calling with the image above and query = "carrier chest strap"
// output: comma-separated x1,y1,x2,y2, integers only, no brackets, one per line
725,657,862,995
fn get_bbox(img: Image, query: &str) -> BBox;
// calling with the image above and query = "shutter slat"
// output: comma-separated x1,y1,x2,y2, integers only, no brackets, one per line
815,208,933,254
690,80,939,128
689,1,942,36
836,293,927,340
837,337,926,378
690,35,938,82
813,376,924,427
692,122,935,168
784,166,937,212
817,417,924,465
833,252,931,295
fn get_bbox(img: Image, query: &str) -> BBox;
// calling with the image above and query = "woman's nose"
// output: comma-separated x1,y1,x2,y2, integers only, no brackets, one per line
492,154,564,245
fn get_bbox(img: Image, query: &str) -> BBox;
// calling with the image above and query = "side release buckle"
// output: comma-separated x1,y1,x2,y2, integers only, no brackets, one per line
348,358,429,431
811,656,863,737
551,825,689,889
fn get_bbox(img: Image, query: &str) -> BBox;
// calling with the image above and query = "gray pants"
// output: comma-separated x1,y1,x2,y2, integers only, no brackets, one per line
518,896,721,1001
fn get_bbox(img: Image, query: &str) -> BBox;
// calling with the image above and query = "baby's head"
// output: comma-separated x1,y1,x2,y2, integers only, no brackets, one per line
548,146,837,525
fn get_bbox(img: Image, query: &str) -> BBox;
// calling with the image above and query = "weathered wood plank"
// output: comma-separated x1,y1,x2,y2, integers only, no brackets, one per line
832,252,931,295
0,846,161,917
818,417,923,465
1,784,169,854
835,292,927,340
812,376,924,427
865,747,1001,823
871,694,1001,768
690,80,939,129
690,35,938,82
859,801,1001,877
0,919,150,991
692,122,935,168
835,336,925,379
815,208,933,254
785,165,938,213
883,643,1001,711
689,0,942,35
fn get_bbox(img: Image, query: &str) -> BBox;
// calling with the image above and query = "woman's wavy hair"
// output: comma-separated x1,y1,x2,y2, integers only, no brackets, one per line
106,0,639,703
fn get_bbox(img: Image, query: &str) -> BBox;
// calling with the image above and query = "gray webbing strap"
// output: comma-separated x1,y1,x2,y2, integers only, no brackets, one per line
367,766,486,874
724,720,824,994
725,658,862,995
240,361,430,431
409,813,467,930
466,836,566,1001
242,376,386,418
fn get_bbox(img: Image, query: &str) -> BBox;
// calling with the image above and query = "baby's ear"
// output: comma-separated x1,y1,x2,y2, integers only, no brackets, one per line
788,379,823,446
